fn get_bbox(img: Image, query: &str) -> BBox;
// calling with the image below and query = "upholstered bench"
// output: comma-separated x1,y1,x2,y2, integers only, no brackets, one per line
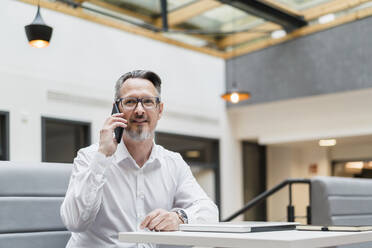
311,176,372,248
0,161,72,248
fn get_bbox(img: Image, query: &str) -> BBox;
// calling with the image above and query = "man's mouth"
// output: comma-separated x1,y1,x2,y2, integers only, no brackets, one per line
131,119,148,124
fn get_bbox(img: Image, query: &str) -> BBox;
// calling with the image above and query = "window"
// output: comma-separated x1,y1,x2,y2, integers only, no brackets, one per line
0,111,9,161
42,117,91,163
155,132,220,209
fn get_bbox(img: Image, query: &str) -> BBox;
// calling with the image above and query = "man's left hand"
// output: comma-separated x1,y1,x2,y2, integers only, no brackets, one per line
140,209,182,231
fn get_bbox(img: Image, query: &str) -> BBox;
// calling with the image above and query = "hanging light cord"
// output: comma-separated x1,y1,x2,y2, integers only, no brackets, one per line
232,8,238,89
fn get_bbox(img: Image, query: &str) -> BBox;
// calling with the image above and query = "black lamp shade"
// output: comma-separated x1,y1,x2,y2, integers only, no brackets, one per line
25,6,53,48
25,24,53,43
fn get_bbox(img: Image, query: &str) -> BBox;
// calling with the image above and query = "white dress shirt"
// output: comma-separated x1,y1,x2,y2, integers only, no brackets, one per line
60,141,219,248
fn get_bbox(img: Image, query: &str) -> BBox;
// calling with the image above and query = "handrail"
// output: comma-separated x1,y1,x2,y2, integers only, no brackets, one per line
222,178,311,222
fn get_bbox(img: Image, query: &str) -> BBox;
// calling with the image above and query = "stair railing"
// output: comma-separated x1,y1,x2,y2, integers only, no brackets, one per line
222,178,312,224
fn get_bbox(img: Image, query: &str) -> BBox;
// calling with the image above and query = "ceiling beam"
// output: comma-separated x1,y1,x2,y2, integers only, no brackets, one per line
223,3,372,58
154,0,222,27
18,0,225,58
218,0,307,31
262,0,302,17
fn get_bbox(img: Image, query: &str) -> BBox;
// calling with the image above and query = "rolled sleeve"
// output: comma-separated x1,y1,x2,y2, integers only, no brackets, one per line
172,154,219,224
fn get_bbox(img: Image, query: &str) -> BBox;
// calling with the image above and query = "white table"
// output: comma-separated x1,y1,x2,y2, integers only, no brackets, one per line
118,230,372,248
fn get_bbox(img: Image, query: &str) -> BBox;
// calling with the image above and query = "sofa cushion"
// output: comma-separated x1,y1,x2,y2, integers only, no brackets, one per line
0,197,66,233
0,231,71,248
0,162,71,196
311,176,372,226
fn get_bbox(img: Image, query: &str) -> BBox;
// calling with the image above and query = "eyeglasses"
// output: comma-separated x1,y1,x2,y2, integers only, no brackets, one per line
117,97,160,110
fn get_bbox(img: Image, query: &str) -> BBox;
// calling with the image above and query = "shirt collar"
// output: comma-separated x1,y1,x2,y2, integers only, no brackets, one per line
114,140,160,167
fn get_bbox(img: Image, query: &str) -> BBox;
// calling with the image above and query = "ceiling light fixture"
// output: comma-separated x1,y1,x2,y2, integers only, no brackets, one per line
319,139,337,147
271,29,287,39
318,13,335,24
25,3,53,48
221,81,251,104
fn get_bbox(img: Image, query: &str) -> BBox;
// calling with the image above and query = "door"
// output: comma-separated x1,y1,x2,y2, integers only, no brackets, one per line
242,142,266,221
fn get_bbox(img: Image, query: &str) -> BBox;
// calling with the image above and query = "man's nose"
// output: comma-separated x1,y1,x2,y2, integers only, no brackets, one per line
134,101,145,114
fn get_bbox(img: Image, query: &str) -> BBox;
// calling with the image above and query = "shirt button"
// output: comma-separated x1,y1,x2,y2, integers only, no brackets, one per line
95,174,103,181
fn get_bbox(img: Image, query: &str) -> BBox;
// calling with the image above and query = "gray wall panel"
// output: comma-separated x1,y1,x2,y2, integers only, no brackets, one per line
226,17,372,106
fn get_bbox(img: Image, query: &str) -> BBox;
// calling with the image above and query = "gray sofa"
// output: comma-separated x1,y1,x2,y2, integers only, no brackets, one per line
0,161,72,248
311,176,372,248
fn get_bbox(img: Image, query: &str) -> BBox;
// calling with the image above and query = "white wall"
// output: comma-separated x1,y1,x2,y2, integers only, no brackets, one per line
331,143,372,161
266,146,299,221
0,0,242,215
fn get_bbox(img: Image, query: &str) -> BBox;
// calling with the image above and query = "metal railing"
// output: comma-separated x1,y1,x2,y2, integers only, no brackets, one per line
222,178,312,224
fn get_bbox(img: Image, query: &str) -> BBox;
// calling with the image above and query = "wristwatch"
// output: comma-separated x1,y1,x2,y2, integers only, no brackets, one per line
175,209,188,224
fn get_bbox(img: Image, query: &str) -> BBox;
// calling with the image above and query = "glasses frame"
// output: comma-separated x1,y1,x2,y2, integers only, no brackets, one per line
117,97,161,111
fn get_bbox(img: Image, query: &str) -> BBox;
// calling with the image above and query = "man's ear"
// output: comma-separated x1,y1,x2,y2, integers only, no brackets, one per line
158,102,164,120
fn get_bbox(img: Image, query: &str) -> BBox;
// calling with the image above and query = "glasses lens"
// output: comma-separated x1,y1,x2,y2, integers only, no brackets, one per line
122,98,137,109
142,97,156,108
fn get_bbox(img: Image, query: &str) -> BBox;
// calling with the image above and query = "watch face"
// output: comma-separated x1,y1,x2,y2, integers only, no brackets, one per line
178,210,188,224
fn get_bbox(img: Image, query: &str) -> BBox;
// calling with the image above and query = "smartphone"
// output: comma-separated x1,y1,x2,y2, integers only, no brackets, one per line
111,102,124,143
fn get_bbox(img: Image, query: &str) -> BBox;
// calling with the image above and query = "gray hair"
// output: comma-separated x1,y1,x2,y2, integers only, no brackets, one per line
114,70,162,100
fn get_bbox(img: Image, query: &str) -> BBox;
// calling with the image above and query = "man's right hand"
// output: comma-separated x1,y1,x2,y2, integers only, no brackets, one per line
98,113,127,157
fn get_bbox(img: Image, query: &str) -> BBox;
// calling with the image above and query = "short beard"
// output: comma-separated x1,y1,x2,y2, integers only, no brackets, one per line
123,127,154,141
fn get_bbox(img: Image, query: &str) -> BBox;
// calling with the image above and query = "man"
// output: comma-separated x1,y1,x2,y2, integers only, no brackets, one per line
60,70,219,248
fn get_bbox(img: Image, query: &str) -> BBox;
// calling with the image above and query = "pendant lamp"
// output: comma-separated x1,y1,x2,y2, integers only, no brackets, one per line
221,55,251,104
25,4,53,48
221,11,251,104
221,81,251,104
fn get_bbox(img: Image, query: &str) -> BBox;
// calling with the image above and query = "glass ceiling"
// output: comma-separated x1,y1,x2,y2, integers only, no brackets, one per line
49,0,372,56
186,4,263,32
